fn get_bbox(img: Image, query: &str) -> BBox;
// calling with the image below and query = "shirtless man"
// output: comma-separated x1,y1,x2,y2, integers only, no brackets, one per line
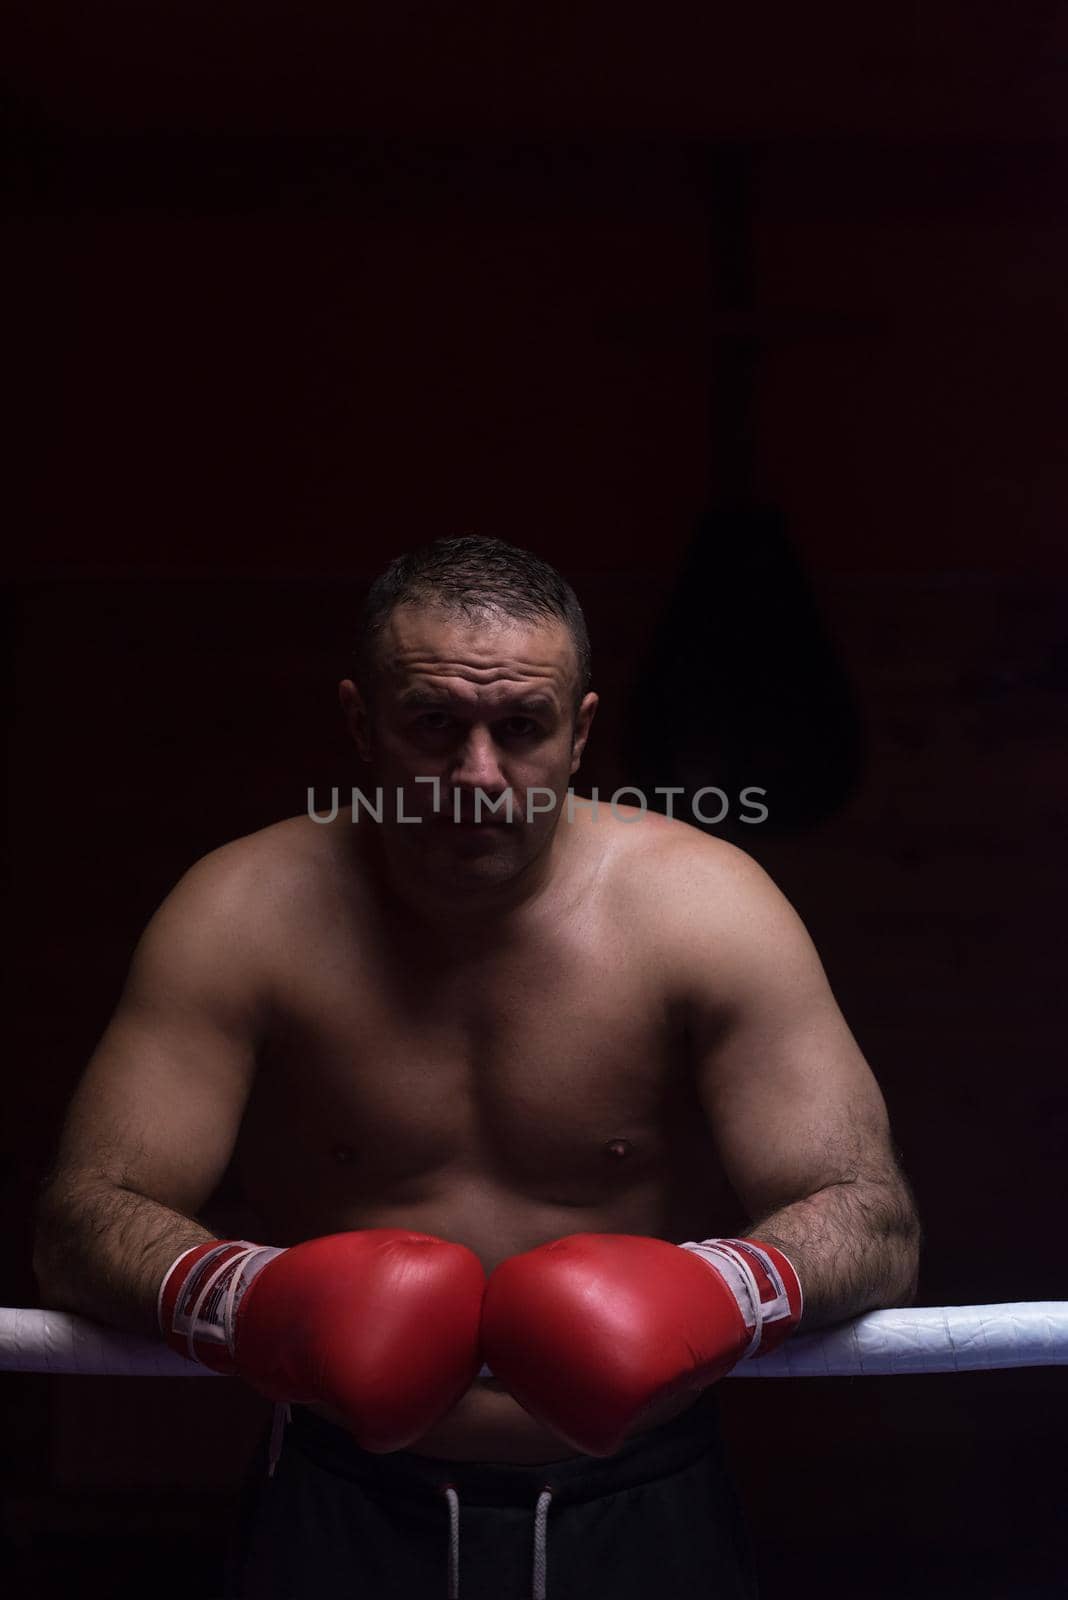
33,536,920,1598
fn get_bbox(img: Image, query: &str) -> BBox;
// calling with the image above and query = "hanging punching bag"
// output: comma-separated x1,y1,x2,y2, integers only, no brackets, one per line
625,149,864,836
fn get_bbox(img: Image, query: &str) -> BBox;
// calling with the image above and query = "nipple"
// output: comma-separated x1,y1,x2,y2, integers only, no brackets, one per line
605,1138,633,1159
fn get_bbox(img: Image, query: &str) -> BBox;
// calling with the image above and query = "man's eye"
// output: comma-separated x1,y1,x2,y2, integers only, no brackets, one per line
415,712,454,732
499,717,538,738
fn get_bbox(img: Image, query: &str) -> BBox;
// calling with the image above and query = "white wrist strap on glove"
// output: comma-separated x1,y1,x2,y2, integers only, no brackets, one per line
157,1242,285,1363
679,1237,797,1360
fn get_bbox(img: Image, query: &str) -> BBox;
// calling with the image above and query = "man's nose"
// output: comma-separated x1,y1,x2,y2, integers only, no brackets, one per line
450,727,507,792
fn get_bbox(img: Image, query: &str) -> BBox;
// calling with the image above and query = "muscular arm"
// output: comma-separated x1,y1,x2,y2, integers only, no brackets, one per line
33,847,268,1337
678,841,921,1331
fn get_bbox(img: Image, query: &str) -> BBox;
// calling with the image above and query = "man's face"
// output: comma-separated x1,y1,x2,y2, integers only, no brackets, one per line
341,604,597,888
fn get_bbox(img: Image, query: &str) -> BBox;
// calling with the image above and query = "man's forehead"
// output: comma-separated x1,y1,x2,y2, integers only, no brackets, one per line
379,605,576,697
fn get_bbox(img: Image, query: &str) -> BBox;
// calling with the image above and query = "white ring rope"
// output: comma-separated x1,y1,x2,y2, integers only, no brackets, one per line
1,1302,1065,1379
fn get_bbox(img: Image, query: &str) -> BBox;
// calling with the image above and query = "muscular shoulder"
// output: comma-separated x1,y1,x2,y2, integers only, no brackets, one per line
160,814,344,940
593,806,763,910
588,808,805,990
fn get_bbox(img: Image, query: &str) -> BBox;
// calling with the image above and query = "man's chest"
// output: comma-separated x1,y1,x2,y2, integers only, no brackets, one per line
244,934,691,1200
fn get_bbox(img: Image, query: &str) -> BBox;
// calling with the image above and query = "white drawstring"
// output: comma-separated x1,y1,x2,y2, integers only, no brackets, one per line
532,1486,554,1600
442,1485,461,1598
440,1480,555,1597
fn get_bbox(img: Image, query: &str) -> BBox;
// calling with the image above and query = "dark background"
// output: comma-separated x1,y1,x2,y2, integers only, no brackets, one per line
4,6,1067,1596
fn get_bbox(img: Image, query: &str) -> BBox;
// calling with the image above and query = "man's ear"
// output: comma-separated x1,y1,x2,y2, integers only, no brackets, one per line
339,679,372,761
569,692,599,776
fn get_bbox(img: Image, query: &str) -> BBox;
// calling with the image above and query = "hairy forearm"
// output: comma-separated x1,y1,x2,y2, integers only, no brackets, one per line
33,1176,217,1338
748,1174,921,1332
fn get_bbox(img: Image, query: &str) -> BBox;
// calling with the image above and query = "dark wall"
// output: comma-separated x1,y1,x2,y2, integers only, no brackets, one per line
4,19,1066,1595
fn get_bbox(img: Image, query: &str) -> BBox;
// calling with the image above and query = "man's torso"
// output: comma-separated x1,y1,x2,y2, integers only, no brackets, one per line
216,809,743,1460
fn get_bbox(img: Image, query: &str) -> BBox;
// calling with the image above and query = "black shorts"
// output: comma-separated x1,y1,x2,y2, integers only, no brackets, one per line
223,1392,758,1599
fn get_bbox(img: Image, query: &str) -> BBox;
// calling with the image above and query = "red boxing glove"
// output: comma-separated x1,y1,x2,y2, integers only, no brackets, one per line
158,1229,485,1452
482,1232,801,1456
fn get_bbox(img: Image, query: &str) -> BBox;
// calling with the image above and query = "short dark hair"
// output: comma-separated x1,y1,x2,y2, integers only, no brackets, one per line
355,535,592,702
